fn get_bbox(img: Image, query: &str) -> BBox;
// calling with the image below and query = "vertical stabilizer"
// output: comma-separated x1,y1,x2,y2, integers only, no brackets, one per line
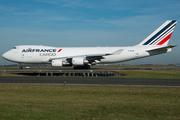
138,20,177,46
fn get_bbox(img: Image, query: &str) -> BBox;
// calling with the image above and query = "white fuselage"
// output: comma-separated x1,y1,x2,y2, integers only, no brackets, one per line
2,45,171,65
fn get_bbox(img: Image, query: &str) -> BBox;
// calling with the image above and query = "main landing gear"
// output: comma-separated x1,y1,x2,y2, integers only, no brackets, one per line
73,65,90,69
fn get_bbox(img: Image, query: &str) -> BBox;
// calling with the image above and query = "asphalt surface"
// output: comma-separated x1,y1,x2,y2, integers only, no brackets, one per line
0,77,180,86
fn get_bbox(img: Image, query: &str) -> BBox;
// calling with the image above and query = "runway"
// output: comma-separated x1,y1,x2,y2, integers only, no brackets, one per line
0,77,180,87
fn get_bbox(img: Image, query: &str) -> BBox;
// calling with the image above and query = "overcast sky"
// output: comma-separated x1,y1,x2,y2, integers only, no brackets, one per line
1,0,180,65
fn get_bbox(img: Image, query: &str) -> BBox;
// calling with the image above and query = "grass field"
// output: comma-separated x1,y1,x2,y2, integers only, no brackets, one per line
0,85,180,120
112,70,180,79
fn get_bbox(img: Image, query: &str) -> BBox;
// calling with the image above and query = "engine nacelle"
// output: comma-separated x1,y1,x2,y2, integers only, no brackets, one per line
51,59,63,66
52,59,71,67
72,57,84,65
52,58,88,67
72,57,88,65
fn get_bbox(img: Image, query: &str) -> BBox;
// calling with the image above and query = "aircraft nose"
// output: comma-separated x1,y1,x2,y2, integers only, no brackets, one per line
2,52,12,60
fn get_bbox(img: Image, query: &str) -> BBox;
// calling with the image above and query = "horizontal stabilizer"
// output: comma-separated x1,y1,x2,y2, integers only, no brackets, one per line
146,44,177,52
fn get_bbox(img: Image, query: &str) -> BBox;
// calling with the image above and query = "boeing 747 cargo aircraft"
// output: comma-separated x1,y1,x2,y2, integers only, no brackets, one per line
2,20,177,69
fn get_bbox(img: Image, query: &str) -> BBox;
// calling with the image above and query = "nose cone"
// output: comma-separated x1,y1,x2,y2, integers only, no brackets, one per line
2,52,12,61
2,53,6,59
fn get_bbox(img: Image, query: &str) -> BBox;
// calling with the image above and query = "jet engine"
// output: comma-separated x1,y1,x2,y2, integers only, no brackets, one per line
51,59,70,67
72,57,88,65
51,59,63,66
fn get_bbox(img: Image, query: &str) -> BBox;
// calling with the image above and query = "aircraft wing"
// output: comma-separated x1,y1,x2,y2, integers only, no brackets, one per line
49,53,110,61
84,49,124,59
146,45,177,52
49,49,124,61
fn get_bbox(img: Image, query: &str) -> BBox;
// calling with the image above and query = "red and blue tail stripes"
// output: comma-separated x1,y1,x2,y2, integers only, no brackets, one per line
139,20,177,46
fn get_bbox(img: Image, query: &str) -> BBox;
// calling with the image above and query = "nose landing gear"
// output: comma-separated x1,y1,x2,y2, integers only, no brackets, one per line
18,63,23,69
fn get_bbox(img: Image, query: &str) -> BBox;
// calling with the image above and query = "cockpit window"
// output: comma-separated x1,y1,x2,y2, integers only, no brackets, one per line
13,47,16,49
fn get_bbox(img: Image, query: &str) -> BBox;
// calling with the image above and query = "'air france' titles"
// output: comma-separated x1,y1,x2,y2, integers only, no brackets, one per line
22,49,62,56
22,49,56,53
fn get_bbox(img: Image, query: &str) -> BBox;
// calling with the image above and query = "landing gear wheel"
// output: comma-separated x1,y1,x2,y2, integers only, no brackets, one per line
19,66,23,69
18,66,23,69
18,63,23,69
73,65,90,69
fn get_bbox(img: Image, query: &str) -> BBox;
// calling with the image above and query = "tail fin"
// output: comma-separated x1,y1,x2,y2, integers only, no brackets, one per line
138,20,177,46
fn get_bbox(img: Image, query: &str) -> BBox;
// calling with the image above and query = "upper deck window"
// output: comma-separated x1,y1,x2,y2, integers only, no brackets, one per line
13,47,16,49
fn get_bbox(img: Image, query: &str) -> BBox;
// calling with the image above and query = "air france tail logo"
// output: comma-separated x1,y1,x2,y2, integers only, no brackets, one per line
22,48,62,56
142,20,177,45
